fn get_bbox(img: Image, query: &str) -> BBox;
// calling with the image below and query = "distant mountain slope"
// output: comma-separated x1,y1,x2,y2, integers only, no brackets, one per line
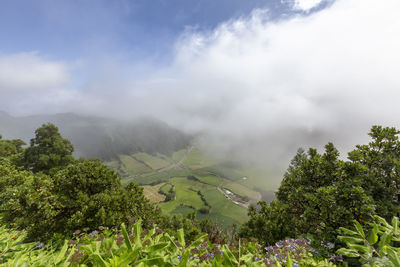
0,112,191,160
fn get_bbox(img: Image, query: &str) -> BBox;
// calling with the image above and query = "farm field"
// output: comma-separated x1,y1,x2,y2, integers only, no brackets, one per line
106,146,278,230
141,183,166,203
132,152,170,170
119,155,152,175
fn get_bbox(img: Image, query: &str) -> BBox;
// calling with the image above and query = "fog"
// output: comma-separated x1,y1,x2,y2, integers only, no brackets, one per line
1,0,400,178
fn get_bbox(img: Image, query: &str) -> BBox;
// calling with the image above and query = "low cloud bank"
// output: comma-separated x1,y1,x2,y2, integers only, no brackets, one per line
2,0,400,180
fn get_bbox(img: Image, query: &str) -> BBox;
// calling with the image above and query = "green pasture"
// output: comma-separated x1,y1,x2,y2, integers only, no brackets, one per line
132,152,170,170
172,149,186,162
182,148,216,169
201,188,248,224
196,174,222,186
222,181,261,202
160,183,173,195
119,155,152,175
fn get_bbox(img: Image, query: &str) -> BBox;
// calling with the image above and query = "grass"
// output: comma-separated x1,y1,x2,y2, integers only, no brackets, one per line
119,155,152,175
141,183,166,203
201,188,248,224
222,181,261,202
169,177,207,210
182,148,215,169
160,183,173,195
156,176,248,230
172,149,187,162
197,164,243,181
132,152,170,170
131,169,194,185
171,205,196,216
196,174,222,186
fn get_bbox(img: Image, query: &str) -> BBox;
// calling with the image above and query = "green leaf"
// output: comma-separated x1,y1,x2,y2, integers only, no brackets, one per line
221,244,238,266
134,218,143,248
54,240,69,264
121,223,134,251
91,253,108,267
177,250,190,267
379,232,392,252
386,246,400,266
177,228,185,248
285,253,293,267
340,227,359,236
164,233,178,252
368,223,378,245
338,236,364,244
188,234,207,249
146,242,169,253
348,244,372,254
354,220,366,238
392,217,399,234
337,248,360,258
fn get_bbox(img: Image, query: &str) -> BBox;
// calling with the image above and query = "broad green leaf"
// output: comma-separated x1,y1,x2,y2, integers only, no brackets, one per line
188,234,207,249
177,228,185,248
368,223,378,245
348,243,372,254
285,252,293,267
146,242,169,253
354,220,366,238
222,244,238,266
386,247,400,267
164,233,178,252
121,223,134,251
338,236,364,244
340,227,359,236
392,217,399,234
54,240,69,264
337,248,360,258
177,250,190,267
91,253,108,267
134,218,143,248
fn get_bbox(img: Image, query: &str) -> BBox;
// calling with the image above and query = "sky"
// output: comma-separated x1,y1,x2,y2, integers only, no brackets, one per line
1,0,400,169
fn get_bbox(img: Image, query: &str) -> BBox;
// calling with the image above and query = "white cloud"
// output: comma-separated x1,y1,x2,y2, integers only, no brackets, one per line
0,52,70,92
121,0,400,163
292,0,323,11
0,52,78,114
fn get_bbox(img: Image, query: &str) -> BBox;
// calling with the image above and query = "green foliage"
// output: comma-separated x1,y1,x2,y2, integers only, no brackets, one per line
348,126,400,220
0,219,330,266
24,123,74,173
337,215,400,266
0,136,25,158
239,201,295,246
1,155,160,241
241,126,400,250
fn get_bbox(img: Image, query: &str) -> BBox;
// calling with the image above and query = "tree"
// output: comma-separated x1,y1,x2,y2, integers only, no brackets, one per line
1,159,160,241
240,138,377,247
24,123,74,173
0,135,26,158
348,126,400,220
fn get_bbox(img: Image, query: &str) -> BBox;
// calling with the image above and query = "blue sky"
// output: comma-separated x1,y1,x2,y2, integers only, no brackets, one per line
0,0,296,63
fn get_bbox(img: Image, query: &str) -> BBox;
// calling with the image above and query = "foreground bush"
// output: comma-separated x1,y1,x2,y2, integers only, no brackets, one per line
0,159,160,241
338,215,400,266
0,219,337,266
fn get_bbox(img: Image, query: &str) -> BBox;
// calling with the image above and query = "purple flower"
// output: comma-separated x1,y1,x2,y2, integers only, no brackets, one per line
35,242,45,249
